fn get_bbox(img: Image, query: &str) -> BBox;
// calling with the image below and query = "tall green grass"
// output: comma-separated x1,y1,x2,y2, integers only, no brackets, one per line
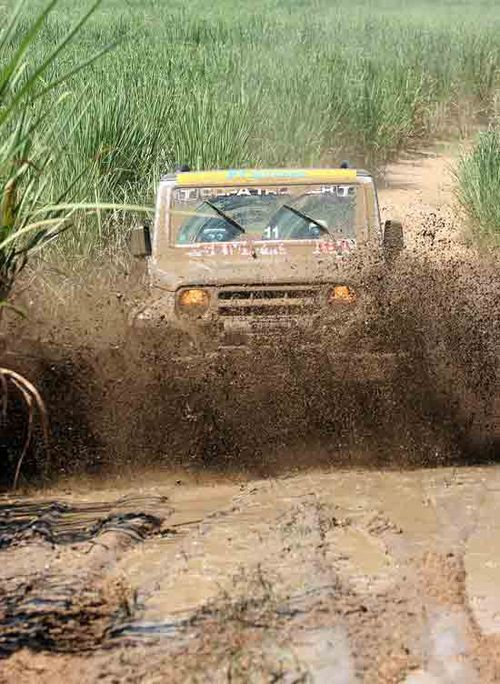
3,0,500,255
0,0,115,298
456,129,500,245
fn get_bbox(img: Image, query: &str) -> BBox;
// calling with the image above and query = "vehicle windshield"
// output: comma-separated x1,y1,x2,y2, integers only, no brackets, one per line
171,184,360,244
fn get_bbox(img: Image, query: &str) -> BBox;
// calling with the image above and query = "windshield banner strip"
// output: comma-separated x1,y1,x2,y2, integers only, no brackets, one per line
177,239,357,258
176,169,357,187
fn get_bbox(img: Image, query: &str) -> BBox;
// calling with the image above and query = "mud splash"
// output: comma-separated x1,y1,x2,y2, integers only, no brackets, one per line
1,146,498,487
2,249,497,485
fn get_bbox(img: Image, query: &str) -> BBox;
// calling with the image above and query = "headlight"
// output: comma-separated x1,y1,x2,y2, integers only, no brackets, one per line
177,288,211,317
327,285,357,304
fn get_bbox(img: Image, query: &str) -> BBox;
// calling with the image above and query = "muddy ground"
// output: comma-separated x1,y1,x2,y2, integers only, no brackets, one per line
1,145,499,682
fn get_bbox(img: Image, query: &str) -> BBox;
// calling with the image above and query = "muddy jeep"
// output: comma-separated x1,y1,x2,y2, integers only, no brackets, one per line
130,167,403,379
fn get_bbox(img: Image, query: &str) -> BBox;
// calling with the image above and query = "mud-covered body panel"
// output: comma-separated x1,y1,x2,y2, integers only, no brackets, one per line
149,240,361,290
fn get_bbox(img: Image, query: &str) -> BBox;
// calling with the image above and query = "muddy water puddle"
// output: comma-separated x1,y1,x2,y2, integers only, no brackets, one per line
1,465,499,682
118,467,500,629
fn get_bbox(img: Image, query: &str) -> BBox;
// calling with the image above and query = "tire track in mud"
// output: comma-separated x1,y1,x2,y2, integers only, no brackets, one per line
0,496,168,656
176,476,499,683
1,469,500,682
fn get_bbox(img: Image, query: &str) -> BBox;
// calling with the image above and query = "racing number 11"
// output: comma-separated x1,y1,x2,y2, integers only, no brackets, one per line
264,226,279,240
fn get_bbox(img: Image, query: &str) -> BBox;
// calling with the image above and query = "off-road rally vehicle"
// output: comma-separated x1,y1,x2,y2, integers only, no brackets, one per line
130,167,404,379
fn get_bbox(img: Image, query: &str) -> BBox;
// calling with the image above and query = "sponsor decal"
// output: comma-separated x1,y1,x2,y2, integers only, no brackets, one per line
227,169,307,181
314,239,357,254
175,168,357,187
185,242,286,258
305,185,355,197
182,239,356,258
174,187,289,202
174,184,354,203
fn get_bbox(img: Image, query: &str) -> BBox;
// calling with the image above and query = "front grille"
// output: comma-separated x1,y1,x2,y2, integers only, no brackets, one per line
217,285,320,317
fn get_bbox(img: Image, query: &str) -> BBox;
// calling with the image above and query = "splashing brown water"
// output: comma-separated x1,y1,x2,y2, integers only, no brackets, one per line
1,149,498,485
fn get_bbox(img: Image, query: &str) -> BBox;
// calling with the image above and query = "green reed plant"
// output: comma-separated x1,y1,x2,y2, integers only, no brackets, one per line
456,129,500,245
0,0,113,300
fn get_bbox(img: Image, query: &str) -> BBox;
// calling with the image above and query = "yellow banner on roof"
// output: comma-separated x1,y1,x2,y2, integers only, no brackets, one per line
176,168,357,187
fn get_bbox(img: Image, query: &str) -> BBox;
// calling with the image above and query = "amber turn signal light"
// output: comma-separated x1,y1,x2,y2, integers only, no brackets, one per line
177,288,210,316
328,285,357,303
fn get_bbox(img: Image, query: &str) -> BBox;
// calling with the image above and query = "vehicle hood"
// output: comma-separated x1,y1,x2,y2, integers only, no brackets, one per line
151,240,372,290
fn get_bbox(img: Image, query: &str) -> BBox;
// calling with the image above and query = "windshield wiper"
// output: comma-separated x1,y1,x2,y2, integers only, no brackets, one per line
202,200,246,234
281,204,330,236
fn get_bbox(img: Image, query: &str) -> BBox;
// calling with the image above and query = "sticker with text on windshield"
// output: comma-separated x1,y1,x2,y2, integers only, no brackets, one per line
305,185,354,197
183,238,357,258
173,185,353,202
174,187,289,202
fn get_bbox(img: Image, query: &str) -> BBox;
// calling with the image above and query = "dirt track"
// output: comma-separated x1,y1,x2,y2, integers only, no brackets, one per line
1,467,499,682
1,145,499,682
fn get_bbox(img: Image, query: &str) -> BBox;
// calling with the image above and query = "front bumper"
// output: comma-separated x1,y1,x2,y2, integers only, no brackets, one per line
131,300,401,382
132,302,357,348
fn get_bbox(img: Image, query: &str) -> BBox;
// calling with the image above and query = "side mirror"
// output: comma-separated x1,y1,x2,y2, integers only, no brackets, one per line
383,220,404,262
131,225,152,258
